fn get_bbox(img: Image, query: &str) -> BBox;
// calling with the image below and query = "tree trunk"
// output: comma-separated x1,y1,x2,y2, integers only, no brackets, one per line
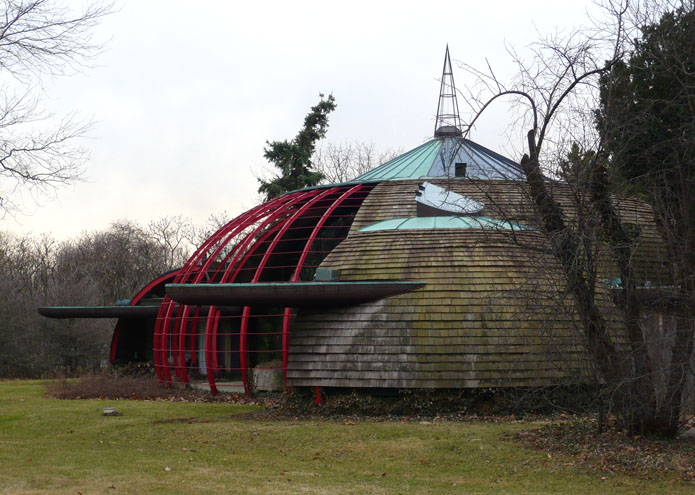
519,130,689,436
520,131,618,385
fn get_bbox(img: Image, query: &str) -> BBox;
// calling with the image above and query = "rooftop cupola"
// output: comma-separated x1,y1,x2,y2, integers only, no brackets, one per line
350,48,524,183
434,45,463,138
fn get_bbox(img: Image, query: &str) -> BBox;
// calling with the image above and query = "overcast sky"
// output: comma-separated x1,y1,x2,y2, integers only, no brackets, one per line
5,0,596,239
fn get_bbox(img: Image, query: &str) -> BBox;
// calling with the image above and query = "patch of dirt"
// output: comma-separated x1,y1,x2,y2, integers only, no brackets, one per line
515,415,695,482
237,389,565,423
45,375,265,404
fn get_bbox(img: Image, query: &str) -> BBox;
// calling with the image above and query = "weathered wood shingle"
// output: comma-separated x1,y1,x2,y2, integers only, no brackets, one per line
286,179,664,389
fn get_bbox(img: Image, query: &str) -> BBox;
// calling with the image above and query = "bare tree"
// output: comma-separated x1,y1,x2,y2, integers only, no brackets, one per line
190,210,233,246
147,215,195,270
0,230,111,376
313,141,402,184
0,0,112,213
458,0,694,435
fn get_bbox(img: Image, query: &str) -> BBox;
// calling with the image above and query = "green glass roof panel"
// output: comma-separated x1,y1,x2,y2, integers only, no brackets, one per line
287,137,524,195
354,140,442,181
351,137,524,182
359,217,411,230
357,216,534,232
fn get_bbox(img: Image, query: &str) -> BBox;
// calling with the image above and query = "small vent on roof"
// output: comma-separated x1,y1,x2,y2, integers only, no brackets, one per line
455,162,466,177
415,182,484,217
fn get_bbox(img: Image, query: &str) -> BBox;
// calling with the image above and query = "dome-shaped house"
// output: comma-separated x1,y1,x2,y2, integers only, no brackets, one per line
40,48,664,396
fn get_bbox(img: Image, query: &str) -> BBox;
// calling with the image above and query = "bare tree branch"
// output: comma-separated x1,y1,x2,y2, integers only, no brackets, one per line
0,1,113,214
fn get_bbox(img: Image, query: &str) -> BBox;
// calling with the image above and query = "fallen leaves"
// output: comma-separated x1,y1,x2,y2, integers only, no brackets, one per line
515,416,695,482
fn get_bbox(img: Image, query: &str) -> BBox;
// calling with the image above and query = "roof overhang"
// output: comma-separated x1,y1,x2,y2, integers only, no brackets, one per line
165,281,426,307
38,304,244,319
37,305,162,319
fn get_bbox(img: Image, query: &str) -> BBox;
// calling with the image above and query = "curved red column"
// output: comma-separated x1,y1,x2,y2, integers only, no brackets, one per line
154,193,298,384
203,306,218,395
239,306,251,394
110,270,177,364
159,303,185,384
154,298,177,383
236,188,336,392
203,192,312,393
280,184,366,387
174,305,191,383
154,184,374,394
281,307,292,388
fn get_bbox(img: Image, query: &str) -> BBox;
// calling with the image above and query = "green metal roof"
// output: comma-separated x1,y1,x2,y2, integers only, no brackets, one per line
351,137,524,182
357,216,534,232
355,140,443,181
290,137,525,195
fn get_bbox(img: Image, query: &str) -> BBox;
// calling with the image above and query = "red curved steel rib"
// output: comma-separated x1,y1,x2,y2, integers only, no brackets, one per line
237,188,336,392
239,306,251,394
110,270,177,363
154,298,177,383
160,302,185,384
281,185,366,386
203,305,218,395
281,307,292,388
155,193,298,384
174,305,191,383
203,191,314,393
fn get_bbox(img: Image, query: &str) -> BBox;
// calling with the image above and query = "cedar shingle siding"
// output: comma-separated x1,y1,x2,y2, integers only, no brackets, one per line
287,179,664,389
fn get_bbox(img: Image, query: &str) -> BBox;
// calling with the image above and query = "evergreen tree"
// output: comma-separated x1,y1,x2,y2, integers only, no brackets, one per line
597,5,695,435
598,7,695,191
258,94,336,201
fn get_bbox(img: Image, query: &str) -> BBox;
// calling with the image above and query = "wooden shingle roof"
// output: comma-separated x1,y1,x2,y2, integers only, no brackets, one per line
287,178,661,389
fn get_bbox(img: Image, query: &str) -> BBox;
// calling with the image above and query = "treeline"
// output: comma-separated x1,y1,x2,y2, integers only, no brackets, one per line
0,214,229,378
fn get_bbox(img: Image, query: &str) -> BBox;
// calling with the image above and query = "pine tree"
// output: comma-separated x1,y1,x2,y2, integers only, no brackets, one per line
258,94,336,201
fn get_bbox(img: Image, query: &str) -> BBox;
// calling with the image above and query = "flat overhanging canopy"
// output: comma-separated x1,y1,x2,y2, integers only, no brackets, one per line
37,282,426,318
37,305,161,319
38,304,243,319
165,281,427,307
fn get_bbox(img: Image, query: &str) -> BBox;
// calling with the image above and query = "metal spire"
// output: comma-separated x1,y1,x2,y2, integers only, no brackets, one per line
434,45,463,137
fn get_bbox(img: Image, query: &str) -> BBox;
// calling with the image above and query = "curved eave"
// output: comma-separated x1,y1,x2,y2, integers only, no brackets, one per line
166,281,426,307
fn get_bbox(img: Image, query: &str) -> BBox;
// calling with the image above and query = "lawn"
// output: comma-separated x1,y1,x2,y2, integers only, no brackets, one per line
0,380,691,494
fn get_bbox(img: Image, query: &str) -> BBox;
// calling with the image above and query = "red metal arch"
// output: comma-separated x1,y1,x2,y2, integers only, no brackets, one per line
110,269,178,363
201,192,313,393
234,188,337,393
281,184,365,384
154,184,374,394
154,193,300,383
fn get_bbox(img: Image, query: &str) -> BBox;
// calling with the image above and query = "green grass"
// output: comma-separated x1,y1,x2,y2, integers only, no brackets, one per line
0,380,690,494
